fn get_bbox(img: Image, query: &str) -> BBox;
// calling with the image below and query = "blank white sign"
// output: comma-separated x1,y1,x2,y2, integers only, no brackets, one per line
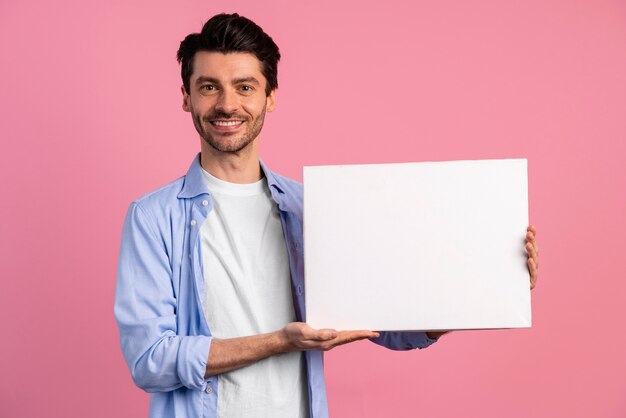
303,159,531,331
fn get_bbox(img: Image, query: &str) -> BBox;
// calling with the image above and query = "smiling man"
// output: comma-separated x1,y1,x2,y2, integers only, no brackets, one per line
186,52,273,155
114,13,539,418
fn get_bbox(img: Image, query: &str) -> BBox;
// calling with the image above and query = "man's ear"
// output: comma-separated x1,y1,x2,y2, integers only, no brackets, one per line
266,89,277,113
181,85,191,112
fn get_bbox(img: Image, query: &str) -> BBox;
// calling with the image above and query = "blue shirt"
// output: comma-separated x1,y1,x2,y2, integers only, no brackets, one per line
115,155,437,418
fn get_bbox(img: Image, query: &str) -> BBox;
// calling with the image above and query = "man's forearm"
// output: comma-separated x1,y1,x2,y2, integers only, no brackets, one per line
205,330,290,378
204,323,378,378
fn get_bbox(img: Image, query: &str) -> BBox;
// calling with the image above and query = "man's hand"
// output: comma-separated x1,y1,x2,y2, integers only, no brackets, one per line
205,323,379,377
425,225,540,341
282,322,379,352
526,225,539,290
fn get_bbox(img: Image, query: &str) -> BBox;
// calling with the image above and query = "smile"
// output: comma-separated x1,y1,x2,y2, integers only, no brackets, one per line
211,120,244,127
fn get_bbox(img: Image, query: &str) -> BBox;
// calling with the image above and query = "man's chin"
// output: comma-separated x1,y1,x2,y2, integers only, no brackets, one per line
203,137,253,154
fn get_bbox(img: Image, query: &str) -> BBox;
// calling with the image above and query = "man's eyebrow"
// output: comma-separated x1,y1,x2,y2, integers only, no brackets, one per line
194,76,220,85
194,76,261,86
233,77,260,85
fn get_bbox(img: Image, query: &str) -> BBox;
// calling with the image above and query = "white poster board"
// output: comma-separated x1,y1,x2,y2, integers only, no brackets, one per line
303,159,531,331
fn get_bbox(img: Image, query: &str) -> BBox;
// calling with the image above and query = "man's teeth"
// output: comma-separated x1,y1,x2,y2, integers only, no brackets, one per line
212,120,242,126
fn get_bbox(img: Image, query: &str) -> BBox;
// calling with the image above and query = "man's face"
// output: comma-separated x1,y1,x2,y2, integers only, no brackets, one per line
182,51,276,154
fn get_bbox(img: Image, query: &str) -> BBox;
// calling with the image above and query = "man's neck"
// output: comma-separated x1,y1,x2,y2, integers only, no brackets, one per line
199,141,263,184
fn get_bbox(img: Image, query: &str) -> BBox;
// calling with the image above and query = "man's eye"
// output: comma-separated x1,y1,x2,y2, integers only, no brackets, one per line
240,85,252,92
201,85,215,91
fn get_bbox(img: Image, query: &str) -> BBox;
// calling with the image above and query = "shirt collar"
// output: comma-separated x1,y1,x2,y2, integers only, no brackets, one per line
178,153,286,199
260,159,286,195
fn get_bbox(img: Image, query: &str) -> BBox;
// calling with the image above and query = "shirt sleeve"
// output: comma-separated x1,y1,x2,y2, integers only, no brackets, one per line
369,331,438,350
114,202,212,393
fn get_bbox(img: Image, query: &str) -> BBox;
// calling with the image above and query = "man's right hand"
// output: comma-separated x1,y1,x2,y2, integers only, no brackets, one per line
281,322,380,352
205,322,378,378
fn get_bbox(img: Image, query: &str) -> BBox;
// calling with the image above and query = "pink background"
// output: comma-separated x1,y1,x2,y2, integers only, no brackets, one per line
1,0,625,417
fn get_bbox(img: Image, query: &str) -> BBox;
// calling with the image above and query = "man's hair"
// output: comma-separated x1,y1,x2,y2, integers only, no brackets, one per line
177,13,281,96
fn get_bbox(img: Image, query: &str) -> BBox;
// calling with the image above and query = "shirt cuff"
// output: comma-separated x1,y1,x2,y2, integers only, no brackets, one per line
177,335,213,391
369,331,438,351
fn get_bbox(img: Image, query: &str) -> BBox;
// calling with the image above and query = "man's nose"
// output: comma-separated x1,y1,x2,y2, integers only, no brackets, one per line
215,89,239,114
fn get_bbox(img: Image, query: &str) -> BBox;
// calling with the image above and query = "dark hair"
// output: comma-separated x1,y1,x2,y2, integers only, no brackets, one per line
177,13,280,96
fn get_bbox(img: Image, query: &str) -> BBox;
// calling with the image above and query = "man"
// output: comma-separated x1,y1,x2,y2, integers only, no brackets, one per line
114,13,539,418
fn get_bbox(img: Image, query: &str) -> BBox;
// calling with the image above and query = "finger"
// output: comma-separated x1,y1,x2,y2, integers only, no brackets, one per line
336,334,377,347
306,328,338,341
528,257,538,289
292,323,336,341
338,330,380,341
526,231,539,255
525,243,539,268
359,331,381,339
317,331,381,351
527,226,539,254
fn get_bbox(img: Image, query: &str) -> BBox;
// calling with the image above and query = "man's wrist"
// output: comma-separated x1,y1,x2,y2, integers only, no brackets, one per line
273,328,294,354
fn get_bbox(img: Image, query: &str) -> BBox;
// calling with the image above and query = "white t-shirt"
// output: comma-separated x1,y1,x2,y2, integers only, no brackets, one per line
200,168,309,418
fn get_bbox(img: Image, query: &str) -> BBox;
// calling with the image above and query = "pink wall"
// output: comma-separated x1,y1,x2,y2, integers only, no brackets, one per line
1,1,625,417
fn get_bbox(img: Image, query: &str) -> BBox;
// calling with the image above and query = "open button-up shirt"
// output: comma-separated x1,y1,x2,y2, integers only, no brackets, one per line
114,154,436,418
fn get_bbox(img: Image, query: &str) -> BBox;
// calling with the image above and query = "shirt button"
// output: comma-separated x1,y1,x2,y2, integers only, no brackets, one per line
190,219,197,226
297,285,303,295
206,386,213,394
202,200,209,206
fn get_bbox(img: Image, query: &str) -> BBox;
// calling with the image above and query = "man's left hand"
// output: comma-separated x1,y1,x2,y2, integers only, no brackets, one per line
426,225,540,341
526,225,539,290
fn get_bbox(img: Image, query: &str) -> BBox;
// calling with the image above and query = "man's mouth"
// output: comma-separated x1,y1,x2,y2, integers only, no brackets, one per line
210,120,244,127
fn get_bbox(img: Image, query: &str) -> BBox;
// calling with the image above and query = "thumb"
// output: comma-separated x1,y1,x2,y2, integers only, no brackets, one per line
313,328,338,340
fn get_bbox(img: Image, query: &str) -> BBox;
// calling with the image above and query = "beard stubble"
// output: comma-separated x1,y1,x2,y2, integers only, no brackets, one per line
192,103,267,154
